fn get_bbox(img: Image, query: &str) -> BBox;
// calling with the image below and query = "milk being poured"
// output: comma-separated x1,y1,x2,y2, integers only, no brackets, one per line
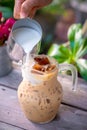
13,27,41,63
13,27,41,53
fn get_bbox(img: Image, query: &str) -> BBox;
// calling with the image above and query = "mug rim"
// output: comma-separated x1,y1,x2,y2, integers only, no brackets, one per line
11,17,42,40
22,54,59,75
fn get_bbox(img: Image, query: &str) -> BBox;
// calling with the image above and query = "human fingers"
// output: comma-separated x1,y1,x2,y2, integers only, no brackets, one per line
29,8,36,18
14,0,25,19
20,0,33,18
20,0,42,18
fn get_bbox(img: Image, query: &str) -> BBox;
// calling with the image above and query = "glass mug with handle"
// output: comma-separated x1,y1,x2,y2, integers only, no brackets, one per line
18,54,77,124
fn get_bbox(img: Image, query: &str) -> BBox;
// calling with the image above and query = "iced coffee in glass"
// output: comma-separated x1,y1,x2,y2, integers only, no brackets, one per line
18,54,63,123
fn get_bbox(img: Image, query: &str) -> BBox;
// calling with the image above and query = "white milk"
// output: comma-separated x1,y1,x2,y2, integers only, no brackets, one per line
13,27,41,63
13,27,41,53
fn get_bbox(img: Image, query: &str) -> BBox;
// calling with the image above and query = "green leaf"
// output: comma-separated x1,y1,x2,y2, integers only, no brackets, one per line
76,38,87,58
67,24,82,42
47,44,59,56
73,29,82,55
76,59,87,81
47,44,71,63
67,23,82,53
70,41,75,52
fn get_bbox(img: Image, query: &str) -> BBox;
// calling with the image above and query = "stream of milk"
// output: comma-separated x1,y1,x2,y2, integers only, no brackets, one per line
13,27,41,63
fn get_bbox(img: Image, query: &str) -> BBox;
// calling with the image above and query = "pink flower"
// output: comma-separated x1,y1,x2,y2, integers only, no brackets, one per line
0,14,15,46
5,18,15,28
1,25,10,38
0,30,4,45
0,31,3,39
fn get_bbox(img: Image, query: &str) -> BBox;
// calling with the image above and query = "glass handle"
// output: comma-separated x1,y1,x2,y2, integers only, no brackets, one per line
59,64,78,91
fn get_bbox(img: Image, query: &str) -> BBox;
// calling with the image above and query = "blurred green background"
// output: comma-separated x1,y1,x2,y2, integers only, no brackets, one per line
0,0,14,18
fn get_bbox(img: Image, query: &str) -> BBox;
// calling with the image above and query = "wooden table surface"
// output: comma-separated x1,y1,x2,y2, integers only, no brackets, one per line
0,67,87,130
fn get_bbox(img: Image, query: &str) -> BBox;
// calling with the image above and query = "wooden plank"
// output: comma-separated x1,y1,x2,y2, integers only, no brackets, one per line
0,85,87,130
58,75,87,111
0,68,22,89
0,122,25,130
0,68,87,110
